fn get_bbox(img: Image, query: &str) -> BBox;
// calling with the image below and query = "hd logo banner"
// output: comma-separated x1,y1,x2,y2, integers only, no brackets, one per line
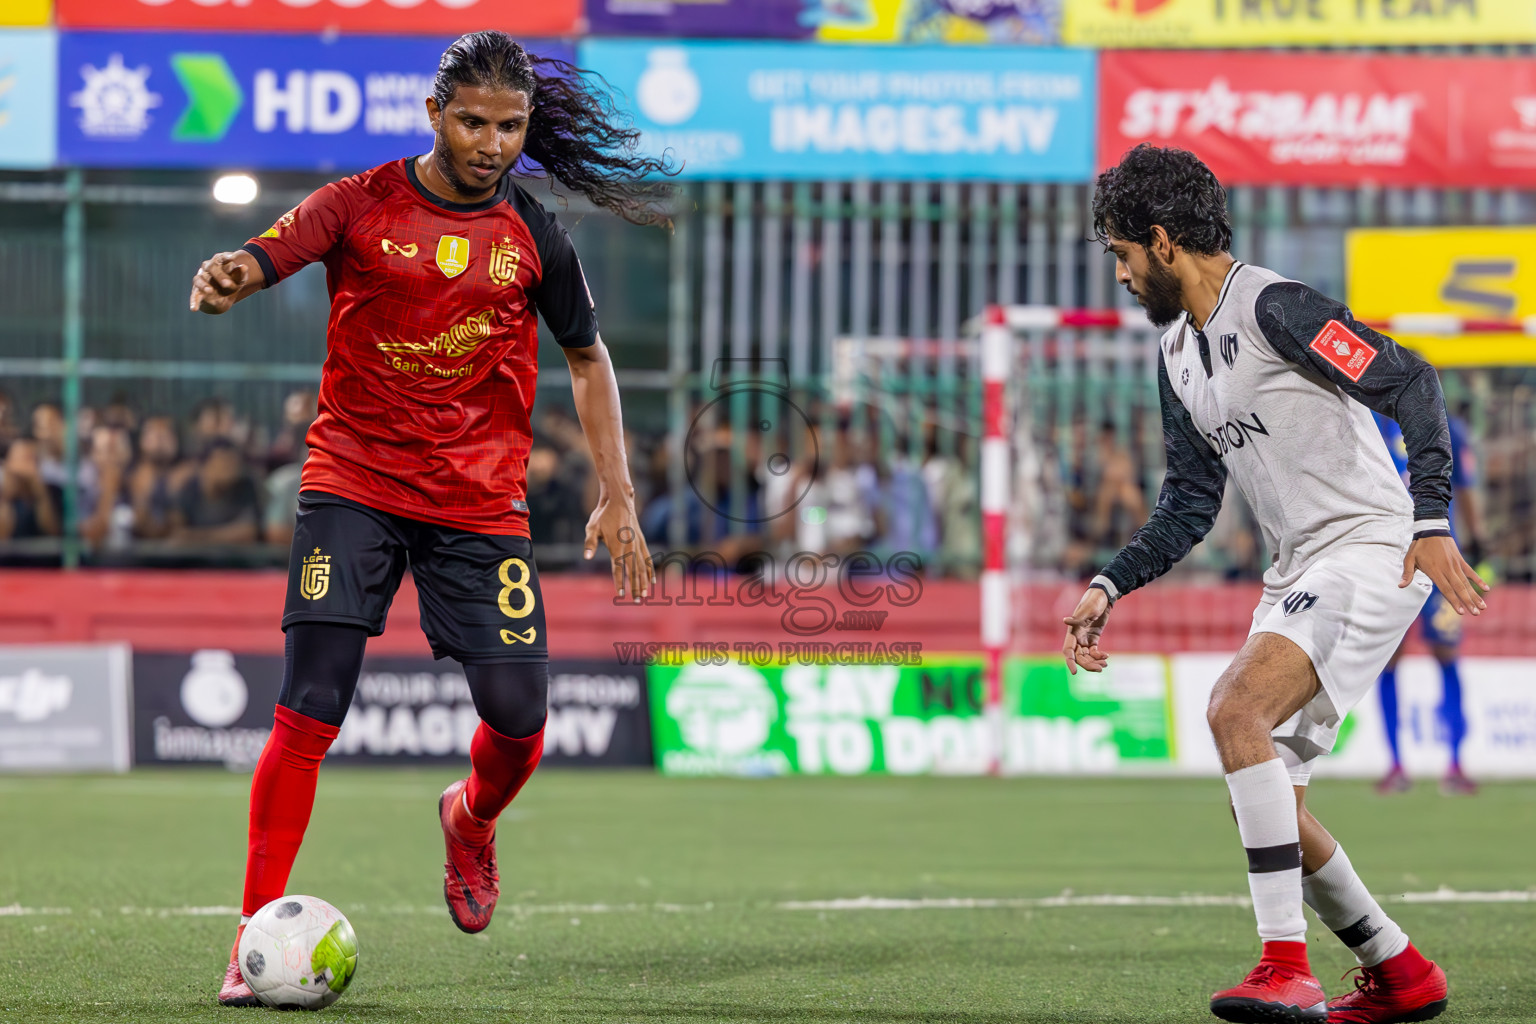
578,39,1095,180
57,32,573,170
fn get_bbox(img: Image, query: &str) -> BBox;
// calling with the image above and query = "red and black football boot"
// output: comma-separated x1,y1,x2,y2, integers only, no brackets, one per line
217,924,261,1007
1211,942,1327,1023
439,778,500,934
1328,944,1447,1023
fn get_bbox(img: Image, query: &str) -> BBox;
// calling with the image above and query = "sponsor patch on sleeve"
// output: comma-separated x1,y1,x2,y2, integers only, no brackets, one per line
1308,320,1378,381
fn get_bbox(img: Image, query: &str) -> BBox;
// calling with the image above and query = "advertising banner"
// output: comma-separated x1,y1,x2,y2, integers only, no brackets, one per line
57,32,573,171
0,29,56,168
1348,228,1536,367
0,0,48,27
1100,51,1536,189
587,0,1060,44
578,40,1095,180
0,644,131,772
647,654,1172,776
1172,654,1536,779
1064,0,1536,48
55,0,579,35
133,650,652,768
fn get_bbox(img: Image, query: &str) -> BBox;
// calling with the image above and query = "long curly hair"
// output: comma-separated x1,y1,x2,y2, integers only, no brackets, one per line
1092,144,1231,256
432,31,676,227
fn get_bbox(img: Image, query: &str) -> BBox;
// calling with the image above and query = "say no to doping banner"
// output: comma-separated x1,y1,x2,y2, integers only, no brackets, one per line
648,655,1173,777
57,32,573,171
55,0,579,35
1065,0,1534,47
578,40,1096,180
1101,51,1536,189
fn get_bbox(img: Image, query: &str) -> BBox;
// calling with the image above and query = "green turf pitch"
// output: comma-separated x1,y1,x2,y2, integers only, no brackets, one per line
1,771,1533,1023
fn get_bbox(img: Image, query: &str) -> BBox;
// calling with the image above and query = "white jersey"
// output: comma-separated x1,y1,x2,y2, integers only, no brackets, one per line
1098,261,1453,598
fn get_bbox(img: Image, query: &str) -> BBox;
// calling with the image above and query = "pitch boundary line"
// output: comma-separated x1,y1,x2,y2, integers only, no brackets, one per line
4,888,1533,920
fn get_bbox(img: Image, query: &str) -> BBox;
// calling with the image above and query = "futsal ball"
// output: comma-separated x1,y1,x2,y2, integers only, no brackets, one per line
238,895,358,1010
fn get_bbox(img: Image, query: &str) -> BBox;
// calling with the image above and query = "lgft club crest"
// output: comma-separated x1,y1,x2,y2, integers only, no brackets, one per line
300,547,332,601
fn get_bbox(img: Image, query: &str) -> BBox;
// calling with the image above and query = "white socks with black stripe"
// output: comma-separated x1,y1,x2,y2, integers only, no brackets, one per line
1226,759,1307,943
1302,843,1409,967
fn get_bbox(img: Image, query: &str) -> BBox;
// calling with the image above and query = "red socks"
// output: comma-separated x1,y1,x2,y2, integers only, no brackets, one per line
1261,940,1312,974
242,713,538,915
461,721,544,831
241,706,339,917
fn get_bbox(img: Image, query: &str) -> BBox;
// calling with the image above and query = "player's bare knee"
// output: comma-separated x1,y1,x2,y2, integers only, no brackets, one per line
1205,687,1251,746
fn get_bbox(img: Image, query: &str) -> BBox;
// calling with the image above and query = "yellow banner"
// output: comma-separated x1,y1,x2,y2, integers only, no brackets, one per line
1348,228,1536,367
1064,0,1535,48
0,0,48,26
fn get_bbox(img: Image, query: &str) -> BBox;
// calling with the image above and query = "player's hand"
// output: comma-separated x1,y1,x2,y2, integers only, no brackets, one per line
584,490,655,603
189,252,249,314
1401,534,1488,616
1061,587,1111,675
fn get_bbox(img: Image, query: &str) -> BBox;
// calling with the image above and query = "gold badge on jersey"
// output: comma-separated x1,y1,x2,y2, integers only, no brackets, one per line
489,237,522,287
436,234,471,278
260,208,297,239
300,547,332,601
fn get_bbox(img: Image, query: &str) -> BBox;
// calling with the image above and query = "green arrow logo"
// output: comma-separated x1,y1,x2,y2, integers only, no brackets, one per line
171,53,243,143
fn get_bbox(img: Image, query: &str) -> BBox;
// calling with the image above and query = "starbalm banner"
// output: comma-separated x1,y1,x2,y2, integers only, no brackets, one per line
1100,51,1536,189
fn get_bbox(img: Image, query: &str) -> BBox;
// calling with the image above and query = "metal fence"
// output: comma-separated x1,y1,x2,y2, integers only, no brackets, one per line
3,170,1535,579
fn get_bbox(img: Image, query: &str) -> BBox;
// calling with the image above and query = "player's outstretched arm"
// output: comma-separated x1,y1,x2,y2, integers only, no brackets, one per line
563,336,655,603
188,250,266,314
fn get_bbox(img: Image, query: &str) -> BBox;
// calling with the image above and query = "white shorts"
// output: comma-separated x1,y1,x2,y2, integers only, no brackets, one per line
1249,543,1433,784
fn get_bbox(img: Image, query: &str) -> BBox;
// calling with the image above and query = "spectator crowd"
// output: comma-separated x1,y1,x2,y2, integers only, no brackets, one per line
0,390,307,556
3,378,1532,583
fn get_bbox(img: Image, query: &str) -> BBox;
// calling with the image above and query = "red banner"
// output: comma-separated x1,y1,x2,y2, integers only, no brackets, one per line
55,0,579,35
1100,51,1536,189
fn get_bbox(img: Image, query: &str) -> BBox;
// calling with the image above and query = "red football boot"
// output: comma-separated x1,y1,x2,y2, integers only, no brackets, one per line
217,924,261,1007
1328,944,1447,1023
1211,942,1327,1023
439,778,500,934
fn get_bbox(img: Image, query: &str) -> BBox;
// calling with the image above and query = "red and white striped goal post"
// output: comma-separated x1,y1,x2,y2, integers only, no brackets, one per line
976,303,1525,771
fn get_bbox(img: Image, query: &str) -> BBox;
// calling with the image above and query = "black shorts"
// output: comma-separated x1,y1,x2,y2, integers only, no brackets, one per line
282,491,548,664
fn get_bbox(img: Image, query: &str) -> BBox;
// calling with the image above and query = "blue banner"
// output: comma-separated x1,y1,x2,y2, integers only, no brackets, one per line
0,29,57,169
578,40,1094,181
57,32,574,171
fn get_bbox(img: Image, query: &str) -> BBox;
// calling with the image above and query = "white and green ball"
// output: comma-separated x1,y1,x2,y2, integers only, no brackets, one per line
238,895,358,1010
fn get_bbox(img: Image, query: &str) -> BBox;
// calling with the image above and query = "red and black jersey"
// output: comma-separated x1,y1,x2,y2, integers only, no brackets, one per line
244,158,596,536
